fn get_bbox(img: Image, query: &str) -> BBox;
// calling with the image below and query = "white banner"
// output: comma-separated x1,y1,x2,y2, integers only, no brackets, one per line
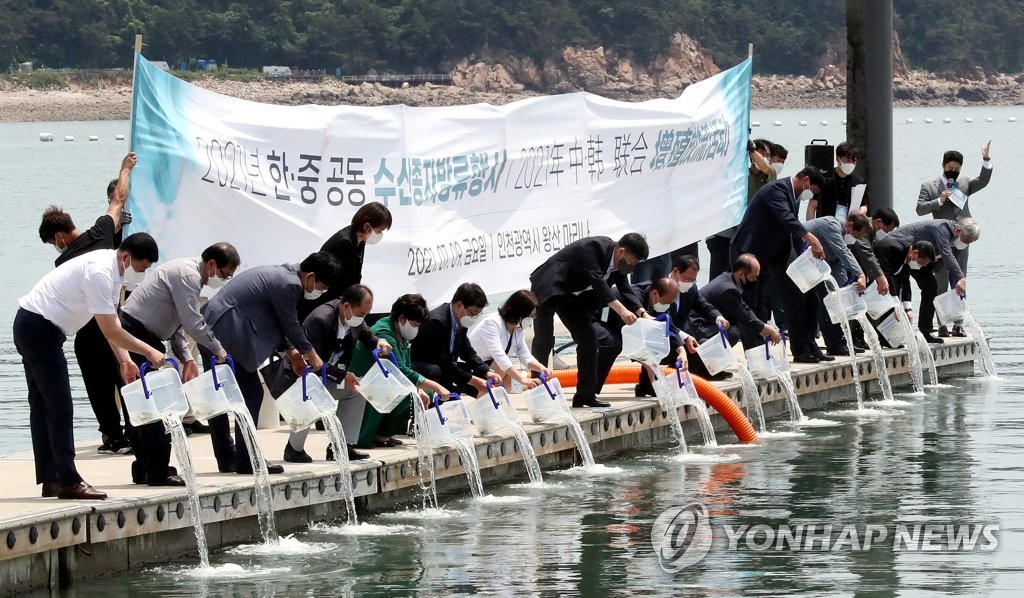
129,56,751,305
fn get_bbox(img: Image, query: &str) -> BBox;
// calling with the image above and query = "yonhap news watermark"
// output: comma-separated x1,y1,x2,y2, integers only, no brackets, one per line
651,502,1000,573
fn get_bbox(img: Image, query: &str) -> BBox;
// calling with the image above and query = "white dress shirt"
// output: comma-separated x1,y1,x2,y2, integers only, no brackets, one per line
19,249,122,335
467,312,534,373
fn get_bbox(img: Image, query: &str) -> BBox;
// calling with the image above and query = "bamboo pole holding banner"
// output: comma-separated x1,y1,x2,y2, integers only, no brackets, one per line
125,34,142,219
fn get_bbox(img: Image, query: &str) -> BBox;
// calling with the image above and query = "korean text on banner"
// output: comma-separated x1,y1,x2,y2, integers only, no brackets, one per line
128,56,751,305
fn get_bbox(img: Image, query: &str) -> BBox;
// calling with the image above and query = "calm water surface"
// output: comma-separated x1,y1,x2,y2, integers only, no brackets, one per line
2,107,1023,595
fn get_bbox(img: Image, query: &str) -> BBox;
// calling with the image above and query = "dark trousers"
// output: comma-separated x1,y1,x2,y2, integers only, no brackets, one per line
75,318,125,440
751,264,812,353
706,235,732,280
532,293,603,403
119,314,173,483
14,308,83,486
412,361,478,398
910,266,939,335
201,347,266,471
592,322,623,395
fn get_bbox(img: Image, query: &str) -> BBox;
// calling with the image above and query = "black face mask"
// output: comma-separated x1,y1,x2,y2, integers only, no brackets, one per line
944,169,960,181
616,258,634,275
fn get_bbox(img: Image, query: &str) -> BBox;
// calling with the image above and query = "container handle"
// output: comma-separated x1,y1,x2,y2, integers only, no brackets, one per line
654,312,671,336
432,392,459,425
300,364,328,402
139,357,180,400
485,379,501,409
718,324,729,349
372,348,400,378
674,360,685,388
208,355,233,389
764,335,771,360
539,371,558,400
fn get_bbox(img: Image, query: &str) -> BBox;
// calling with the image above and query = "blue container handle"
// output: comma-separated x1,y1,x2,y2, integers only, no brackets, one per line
539,371,558,401
139,357,180,400
717,324,729,349
209,355,235,390
432,393,452,426
674,359,685,388
372,348,400,378
300,364,328,402
485,380,501,409
654,312,671,336
763,335,771,360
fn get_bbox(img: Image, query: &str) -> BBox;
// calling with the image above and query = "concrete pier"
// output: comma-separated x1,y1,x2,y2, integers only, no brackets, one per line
0,338,980,593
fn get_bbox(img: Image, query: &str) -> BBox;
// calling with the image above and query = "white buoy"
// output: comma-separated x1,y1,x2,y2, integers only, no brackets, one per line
924,118,933,124
964,117,973,123
905,118,914,123
798,120,808,126
115,134,125,140
820,120,828,126
942,117,952,123
772,120,782,126
840,119,847,125
1008,117,1017,123
985,117,994,122
64,135,74,142
751,121,761,127
39,133,54,142
88,135,99,141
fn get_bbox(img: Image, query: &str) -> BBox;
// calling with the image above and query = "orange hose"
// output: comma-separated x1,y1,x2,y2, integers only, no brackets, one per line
549,364,759,443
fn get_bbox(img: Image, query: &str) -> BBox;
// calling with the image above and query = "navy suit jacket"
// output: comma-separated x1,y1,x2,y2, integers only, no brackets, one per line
730,177,807,267
411,303,490,387
530,236,641,311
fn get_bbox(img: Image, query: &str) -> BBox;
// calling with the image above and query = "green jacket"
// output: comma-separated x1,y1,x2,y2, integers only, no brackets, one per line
349,316,425,386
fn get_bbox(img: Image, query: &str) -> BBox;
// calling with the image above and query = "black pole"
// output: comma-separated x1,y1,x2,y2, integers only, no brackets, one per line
846,0,894,211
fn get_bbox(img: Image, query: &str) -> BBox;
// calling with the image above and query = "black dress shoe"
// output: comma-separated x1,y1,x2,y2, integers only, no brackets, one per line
237,462,284,475
347,445,370,461
793,353,820,364
707,371,733,381
218,463,236,474
827,348,852,357
813,351,836,362
41,481,60,498
57,481,107,500
148,475,186,487
183,420,211,434
921,333,944,344
634,384,656,398
853,340,870,351
938,326,950,338
571,397,611,408
283,443,313,463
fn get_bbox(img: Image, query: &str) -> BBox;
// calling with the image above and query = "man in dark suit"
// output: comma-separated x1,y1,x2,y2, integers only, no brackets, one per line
729,167,826,353
592,277,691,397
691,254,781,375
283,284,391,463
873,237,938,340
202,251,338,474
667,254,729,339
530,233,647,407
412,282,500,397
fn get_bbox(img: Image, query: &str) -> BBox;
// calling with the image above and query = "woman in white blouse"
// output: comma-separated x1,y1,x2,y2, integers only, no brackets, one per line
467,290,550,390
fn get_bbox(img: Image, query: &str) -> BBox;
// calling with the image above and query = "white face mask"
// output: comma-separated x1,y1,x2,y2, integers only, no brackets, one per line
365,229,384,245
677,280,695,293
908,260,923,270
304,288,325,300
652,302,671,313
839,162,856,176
953,238,968,250
771,162,785,175
54,243,67,255
874,229,889,241
459,313,479,328
520,316,534,330
844,233,858,246
124,266,146,286
344,312,365,327
206,275,227,290
799,189,814,202
399,319,419,340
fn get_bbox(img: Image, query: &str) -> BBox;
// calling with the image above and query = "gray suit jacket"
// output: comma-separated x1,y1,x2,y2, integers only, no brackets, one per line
916,165,992,220
203,263,313,372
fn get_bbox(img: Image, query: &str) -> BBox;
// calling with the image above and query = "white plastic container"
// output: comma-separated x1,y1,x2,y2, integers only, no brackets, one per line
621,316,671,364
670,368,702,408
467,384,516,435
422,396,477,448
523,376,569,423
876,312,908,348
861,283,893,318
276,367,335,432
182,357,238,421
787,247,832,293
824,285,868,324
121,358,190,427
933,290,966,325
695,328,736,376
743,337,789,377
360,350,416,414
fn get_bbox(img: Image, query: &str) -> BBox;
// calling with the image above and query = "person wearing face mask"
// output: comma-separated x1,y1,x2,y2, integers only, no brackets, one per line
412,283,502,398
803,215,868,360
870,208,900,241
886,218,979,340
14,233,165,500
281,284,393,462
467,290,550,391
302,202,393,319
730,168,827,353
201,251,338,475
349,294,452,448
873,237,938,342
530,233,647,408
36,152,139,455
590,277,692,398
805,142,866,221
97,243,240,486
664,255,730,376
691,254,781,375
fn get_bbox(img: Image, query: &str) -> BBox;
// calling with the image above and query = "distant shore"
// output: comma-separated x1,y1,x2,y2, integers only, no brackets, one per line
1,71,1022,123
